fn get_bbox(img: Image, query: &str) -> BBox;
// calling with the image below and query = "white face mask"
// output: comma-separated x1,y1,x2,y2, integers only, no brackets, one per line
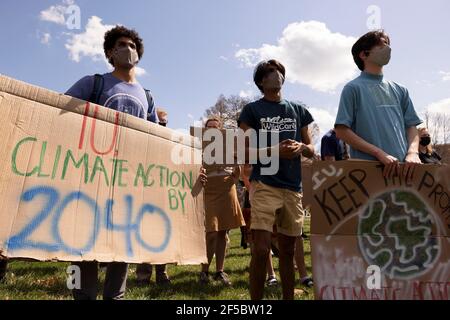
368,45,391,66
112,46,139,68
263,70,285,90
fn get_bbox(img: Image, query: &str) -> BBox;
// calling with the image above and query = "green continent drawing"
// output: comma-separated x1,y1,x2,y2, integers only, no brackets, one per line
358,190,439,279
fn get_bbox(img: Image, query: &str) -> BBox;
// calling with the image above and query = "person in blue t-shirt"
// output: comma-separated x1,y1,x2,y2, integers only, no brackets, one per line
65,25,157,300
238,59,315,300
335,30,422,179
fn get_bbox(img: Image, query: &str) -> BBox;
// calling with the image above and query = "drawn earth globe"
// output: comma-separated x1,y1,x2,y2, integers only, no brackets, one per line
358,190,440,279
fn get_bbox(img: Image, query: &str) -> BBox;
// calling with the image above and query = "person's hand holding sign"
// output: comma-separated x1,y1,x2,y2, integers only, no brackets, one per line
403,151,421,181
375,149,399,178
191,167,207,197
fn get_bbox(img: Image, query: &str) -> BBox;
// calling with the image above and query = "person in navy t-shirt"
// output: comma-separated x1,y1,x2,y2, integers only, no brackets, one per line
239,60,315,300
320,129,349,161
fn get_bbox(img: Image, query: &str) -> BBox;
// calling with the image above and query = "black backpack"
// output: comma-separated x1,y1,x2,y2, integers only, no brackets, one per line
88,73,155,122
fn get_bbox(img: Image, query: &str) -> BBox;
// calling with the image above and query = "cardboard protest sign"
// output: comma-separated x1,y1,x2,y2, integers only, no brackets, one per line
306,160,449,300
0,75,206,265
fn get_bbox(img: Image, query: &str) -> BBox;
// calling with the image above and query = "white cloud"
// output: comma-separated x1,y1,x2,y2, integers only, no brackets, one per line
219,55,228,61
40,33,51,44
425,98,450,115
65,16,113,62
415,79,433,87
292,106,338,151
235,48,260,67
64,16,147,77
39,0,74,25
40,6,65,25
235,21,358,93
439,71,450,81
239,89,255,99
135,67,147,77
308,107,336,137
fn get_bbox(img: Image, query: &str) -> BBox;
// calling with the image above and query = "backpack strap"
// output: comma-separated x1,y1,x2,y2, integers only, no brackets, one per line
88,74,104,104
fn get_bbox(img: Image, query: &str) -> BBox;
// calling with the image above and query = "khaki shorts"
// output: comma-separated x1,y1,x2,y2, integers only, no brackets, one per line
249,180,304,237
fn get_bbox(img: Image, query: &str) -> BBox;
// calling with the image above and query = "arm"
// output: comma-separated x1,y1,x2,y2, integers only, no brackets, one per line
241,164,252,190
239,122,298,161
283,127,315,159
287,105,315,159
402,126,421,180
280,127,315,159
400,85,423,173
298,126,315,158
238,104,294,160
334,125,385,158
191,167,207,197
335,124,400,178
405,126,420,162
333,84,388,159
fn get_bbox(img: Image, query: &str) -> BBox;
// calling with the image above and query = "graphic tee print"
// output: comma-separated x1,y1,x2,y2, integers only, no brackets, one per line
239,98,313,191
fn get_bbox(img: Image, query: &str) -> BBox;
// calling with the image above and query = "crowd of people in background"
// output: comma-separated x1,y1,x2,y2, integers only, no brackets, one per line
0,25,445,301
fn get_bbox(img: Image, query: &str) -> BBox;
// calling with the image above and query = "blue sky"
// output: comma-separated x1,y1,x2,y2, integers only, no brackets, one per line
1,0,449,146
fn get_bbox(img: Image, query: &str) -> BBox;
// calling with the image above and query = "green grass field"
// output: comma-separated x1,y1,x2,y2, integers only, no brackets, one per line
0,219,314,300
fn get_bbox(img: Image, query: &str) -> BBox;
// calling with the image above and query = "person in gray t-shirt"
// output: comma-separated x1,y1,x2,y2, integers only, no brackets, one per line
66,25,157,300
